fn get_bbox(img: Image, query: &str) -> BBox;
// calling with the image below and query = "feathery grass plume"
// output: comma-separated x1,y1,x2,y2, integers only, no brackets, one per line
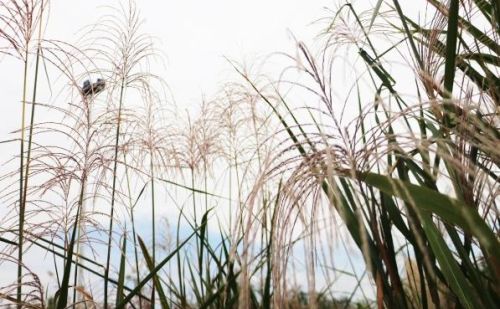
0,33,116,306
0,1,47,307
0,1,46,60
27,70,110,309
234,1,499,308
78,0,163,306
209,72,297,307
35,37,118,308
0,253,45,308
125,94,174,308
170,102,222,300
212,80,276,231
172,103,222,219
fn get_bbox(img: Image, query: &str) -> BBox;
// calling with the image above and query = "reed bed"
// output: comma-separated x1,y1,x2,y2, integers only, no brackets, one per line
0,0,498,308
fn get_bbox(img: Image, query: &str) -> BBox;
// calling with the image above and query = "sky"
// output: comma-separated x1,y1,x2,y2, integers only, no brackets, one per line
48,0,333,105
1,0,337,143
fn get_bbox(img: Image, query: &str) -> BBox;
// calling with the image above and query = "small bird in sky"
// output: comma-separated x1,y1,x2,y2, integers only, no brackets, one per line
81,78,106,97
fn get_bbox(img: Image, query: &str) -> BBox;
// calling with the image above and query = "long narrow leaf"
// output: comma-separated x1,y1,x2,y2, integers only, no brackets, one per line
116,228,199,309
359,172,500,258
116,233,127,306
138,236,169,309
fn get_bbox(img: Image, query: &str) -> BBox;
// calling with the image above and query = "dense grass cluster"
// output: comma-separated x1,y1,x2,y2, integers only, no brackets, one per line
0,0,499,308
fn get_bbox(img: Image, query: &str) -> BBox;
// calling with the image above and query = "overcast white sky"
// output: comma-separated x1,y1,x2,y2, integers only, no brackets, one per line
48,0,333,104
0,0,341,142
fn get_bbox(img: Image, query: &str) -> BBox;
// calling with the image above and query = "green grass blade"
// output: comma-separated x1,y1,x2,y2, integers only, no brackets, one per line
359,172,500,258
428,0,500,55
104,78,126,309
369,0,383,31
419,214,483,309
443,0,460,95
392,0,424,68
7,230,145,298
116,232,127,306
116,227,199,309
138,236,169,309
55,195,83,309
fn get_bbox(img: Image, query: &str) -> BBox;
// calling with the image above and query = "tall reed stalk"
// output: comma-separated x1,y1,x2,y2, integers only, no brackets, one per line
124,153,143,309
56,171,87,309
11,1,45,307
16,45,29,309
104,78,126,308
149,152,156,308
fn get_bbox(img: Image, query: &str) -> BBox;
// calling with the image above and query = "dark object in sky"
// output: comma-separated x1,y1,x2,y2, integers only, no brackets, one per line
81,78,106,97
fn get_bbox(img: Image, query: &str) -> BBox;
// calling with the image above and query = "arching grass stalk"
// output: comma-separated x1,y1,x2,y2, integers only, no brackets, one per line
124,153,143,309
149,152,156,307
16,46,29,309
56,172,87,309
104,78,126,309
17,1,45,306
116,230,127,306
72,134,91,307
72,183,86,308
190,166,201,297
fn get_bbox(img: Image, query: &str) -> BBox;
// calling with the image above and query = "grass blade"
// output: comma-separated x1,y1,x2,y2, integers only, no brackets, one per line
116,232,127,306
358,172,500,258
443,0,460,95
137,236,169,309
116,227,200,309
